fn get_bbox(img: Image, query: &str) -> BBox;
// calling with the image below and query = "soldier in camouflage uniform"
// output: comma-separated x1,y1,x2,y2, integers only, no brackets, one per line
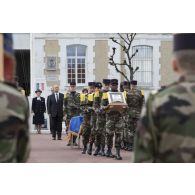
92,82,104,156
87,82,96,155
121,81,130,150
93,79,110,156
64,81,80,146
134,33,195,163
126,80,144,151
103,79,125,160
80,82,95,154
0,81,30,162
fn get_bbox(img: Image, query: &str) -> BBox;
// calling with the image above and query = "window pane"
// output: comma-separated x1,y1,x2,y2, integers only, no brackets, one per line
132,45,153,86
82,59,85,63
82,79,85,83
77,45,86,56
78,79,81,83
78,69,81,73
77,59,81,63
67,46,76,56
78,64,81,69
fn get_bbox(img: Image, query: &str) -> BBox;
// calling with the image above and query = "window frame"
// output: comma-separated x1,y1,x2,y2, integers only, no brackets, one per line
131,45,153,87
66,44,87,86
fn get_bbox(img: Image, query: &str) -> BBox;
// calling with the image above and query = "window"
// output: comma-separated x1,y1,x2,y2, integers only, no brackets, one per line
132,45,153,86
67,45,86,84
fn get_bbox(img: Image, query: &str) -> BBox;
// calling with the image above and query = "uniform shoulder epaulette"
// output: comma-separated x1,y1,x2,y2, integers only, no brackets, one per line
80,93,86,102
102,92,108,100
88,93,94,102
64,92,69,99
94,91,100,98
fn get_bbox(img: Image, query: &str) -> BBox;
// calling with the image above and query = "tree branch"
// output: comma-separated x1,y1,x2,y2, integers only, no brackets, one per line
118,33,129,45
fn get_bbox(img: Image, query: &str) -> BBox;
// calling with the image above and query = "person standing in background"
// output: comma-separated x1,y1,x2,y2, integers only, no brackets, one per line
32,89,46,134
47,87,54,134
48,85,64,140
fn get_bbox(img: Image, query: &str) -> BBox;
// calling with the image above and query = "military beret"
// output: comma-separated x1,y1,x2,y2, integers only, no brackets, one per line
70,81,76,86
95,82,102,88
88,82,96,87
110,79,118,85
123,81,130,86
35,89,42,93
130,80,137,85
103,79,111,85
174,33,195,51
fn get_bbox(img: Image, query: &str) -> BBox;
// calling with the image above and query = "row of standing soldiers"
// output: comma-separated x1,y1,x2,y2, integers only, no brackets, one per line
64,79,144,160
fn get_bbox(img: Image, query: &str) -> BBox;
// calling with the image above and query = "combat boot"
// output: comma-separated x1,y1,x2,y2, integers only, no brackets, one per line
82,145,87,154
100,146,105,156
87,143,93,155
115,148,122,160
93,146,101,156
106,148,114,158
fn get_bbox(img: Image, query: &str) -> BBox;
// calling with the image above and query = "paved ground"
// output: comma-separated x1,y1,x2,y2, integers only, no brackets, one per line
28,133,133,163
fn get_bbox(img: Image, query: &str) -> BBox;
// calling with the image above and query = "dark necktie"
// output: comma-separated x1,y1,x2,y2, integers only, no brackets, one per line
56,93,59,102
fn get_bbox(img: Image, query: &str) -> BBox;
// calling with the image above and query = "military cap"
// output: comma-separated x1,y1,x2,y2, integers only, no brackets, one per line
130,80,137,85
35,89,42,93
174,33,195,51
70,81,76,86
88,82,96,87
123,81,130,86
110,79,118,85
103,79,111,85
95,82,102,88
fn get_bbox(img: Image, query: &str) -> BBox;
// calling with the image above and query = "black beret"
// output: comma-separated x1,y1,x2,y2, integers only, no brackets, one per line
35,89,42,93
110,79,118,85
123,81,130,86
70,81,76,86
130,80,137,85
103,79,111,85
88,82,96,87
95,82,102,88
174,33,195,51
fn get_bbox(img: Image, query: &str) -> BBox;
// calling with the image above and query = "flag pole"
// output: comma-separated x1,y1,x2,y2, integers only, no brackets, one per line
0,34,4,81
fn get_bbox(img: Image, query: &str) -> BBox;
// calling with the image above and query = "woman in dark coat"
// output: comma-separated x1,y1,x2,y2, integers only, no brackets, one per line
32,89,46,134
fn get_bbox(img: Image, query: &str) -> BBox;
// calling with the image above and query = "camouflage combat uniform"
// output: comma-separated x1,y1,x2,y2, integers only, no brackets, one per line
126,88,143,150
134,74,195,162
87,93,96,154
103,89,124,160
80,92,94,154
0,82,30,162
93,89,107,156
64,91,80,144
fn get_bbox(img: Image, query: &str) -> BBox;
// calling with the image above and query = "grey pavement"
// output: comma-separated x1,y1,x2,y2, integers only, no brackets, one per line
28,134,133,163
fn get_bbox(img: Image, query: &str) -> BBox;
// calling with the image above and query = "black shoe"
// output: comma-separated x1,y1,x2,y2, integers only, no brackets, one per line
73,142,78,146
87,144,93,155
58,137,62,140
52,137,56,140
82,146,87,154
93,146,101,156
106,148,114,158
67,143,71,146
115,148,122,160
100,146,105,156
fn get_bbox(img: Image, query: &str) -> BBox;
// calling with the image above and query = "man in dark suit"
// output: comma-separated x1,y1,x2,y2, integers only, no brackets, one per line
47,87,54,134
48,85,64,140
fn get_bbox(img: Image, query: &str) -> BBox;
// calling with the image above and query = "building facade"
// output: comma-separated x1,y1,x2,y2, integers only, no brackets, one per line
30,33,174,131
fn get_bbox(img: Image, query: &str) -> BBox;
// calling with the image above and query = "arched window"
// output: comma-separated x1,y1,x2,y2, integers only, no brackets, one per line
132,45,153,86
66,45,87,84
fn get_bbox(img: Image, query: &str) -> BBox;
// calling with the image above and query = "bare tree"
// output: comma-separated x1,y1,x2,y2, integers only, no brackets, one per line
109,33,139,82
